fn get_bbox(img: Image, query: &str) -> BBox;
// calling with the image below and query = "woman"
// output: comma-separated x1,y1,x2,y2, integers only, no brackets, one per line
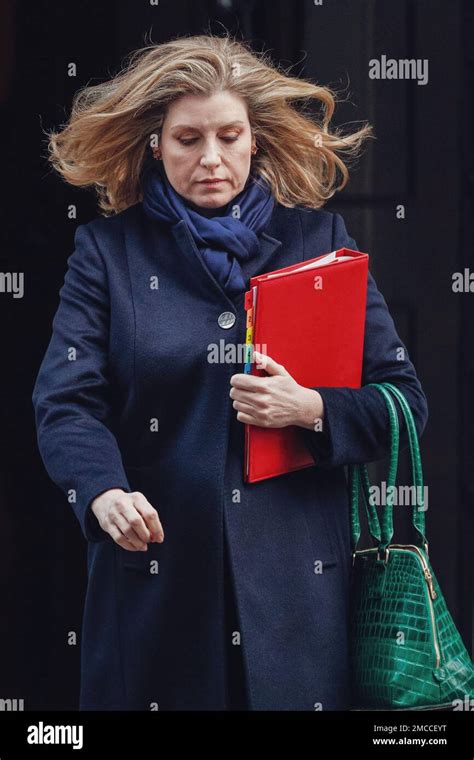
32,33,428,711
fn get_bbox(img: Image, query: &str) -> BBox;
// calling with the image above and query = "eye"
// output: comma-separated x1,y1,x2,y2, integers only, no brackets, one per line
177,134,239,146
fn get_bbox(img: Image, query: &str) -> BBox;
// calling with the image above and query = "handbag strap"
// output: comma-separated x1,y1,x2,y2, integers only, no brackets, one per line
349,383,399,554
349,382,428,557
349,466,382,550
360,465,382,543
378,382,427,547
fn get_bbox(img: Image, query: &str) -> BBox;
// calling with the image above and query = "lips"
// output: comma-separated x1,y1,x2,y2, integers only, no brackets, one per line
198,178,226,184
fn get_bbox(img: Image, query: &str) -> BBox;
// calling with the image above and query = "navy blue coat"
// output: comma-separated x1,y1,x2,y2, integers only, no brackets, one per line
31,201,429,711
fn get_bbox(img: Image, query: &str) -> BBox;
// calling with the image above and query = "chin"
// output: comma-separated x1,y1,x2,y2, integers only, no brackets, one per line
192,193,233,208
200,197,231,207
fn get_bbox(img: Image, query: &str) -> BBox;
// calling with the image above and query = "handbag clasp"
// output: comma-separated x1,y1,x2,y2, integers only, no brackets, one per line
376,547,390,565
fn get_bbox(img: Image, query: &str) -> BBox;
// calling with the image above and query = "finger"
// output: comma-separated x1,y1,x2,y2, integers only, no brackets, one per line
133,493,165,542
232,399,259,416
236,410,259,424
117,498,152,544
252,350,270,371
112,511,149,550
108,523,147,552
229,373,268,391
230,386,263,407
253,351,290,376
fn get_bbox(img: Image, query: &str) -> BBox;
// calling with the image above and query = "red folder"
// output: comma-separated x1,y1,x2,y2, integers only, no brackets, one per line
243,248,369,483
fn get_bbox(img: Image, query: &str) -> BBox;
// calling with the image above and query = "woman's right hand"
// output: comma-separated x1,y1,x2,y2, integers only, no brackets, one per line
90,489,165,551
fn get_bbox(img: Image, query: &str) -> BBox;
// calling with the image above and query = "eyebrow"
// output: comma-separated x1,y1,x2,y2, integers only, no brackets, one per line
170,120,246,131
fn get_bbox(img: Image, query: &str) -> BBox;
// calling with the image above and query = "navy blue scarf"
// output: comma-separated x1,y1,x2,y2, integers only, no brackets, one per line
141,165,275,297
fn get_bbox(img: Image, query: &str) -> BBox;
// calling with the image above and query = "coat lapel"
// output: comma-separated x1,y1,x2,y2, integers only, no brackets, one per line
170,204,304,307
240,231,283,282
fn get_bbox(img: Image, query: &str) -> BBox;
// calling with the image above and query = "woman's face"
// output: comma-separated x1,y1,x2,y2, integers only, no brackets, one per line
159,90,256,209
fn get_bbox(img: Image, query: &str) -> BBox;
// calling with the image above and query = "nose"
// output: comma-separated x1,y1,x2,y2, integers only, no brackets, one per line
200,139,222,170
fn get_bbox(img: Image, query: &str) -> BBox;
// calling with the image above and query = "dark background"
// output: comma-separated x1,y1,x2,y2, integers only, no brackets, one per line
0,0,472,710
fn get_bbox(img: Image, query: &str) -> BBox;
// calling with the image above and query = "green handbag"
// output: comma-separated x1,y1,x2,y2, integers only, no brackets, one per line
348,381,474,710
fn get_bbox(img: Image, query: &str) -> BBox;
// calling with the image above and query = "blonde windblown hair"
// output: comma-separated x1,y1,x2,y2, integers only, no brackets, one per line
46,32,373,216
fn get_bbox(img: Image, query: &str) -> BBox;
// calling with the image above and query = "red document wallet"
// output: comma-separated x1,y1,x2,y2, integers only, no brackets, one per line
243,247,369,483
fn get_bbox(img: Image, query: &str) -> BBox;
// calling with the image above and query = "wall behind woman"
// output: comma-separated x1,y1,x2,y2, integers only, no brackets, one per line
1,0,470,708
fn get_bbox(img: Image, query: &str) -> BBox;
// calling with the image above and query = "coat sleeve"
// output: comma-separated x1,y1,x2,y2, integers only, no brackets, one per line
31,223,133,543
299,212,429,468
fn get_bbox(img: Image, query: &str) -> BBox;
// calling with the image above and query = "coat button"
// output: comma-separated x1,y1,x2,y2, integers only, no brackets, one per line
218,311,236,329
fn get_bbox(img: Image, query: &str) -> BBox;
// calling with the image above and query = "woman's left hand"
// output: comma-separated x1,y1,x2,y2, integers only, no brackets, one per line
229,351,324,430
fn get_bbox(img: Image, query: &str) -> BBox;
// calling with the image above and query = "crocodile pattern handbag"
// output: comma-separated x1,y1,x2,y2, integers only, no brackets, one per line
348,382,474,710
